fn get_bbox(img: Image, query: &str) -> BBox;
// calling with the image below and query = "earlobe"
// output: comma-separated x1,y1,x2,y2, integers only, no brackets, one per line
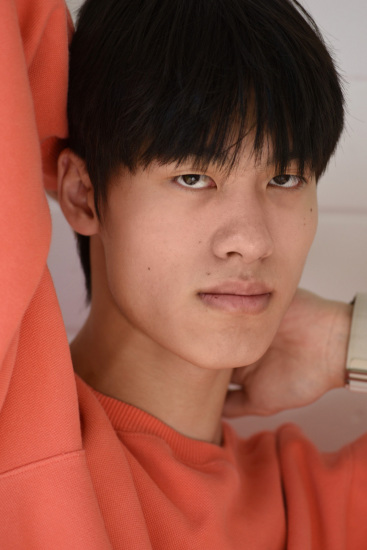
57,149,100,236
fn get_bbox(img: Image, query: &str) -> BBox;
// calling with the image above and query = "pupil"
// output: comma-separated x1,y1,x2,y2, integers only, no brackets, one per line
183,174,199,185
274,175,290,185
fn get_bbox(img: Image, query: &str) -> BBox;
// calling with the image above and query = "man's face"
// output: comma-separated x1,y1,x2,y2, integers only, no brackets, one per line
97,146,318,371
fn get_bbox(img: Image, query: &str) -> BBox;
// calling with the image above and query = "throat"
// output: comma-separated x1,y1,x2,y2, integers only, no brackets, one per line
70,324,232,446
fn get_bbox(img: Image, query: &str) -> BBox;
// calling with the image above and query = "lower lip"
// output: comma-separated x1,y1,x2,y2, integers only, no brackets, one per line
198,293,271,314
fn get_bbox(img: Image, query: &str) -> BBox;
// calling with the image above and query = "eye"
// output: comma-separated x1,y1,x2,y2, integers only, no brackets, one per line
269,174,307,189
173,174,214,189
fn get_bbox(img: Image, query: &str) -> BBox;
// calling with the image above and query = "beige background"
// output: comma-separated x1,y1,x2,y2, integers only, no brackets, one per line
48,0,367,451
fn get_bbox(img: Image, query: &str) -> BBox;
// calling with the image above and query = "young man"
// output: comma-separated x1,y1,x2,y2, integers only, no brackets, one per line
0,0,365,548
55,0,365,544
59,0,352,431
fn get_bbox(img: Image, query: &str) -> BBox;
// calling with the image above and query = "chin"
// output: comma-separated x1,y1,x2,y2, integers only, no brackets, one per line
191,345,270,371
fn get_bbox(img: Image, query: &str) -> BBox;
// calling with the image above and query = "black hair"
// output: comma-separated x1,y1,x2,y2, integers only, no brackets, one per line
67,0,345,303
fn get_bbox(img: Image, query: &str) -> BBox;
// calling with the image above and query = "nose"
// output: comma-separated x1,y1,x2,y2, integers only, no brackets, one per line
211,188,274,263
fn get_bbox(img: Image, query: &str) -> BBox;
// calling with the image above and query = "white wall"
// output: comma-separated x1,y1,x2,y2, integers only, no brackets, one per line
48,0,367,451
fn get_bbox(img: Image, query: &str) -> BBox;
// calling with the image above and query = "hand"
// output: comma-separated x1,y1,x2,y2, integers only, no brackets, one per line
222,288,353,417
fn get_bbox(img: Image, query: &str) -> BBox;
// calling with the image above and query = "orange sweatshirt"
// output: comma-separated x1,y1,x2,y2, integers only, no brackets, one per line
1,0,367,548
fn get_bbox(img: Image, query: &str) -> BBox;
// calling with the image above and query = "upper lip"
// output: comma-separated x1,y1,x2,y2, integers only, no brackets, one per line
199,281,273,296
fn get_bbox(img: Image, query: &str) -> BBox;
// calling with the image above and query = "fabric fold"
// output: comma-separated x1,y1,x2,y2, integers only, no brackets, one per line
0,1,113,547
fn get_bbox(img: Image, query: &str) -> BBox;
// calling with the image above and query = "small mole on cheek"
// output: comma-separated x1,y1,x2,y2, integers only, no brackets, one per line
206,272,211,276
310,208,313,213
147,267,151,271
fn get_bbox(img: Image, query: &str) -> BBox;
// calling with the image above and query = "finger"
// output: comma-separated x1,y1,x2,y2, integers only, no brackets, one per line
222,389,251,418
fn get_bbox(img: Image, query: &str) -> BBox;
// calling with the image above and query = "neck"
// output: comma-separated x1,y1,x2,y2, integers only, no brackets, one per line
71,308,233,446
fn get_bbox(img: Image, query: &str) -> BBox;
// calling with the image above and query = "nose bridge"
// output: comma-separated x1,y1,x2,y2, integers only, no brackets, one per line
211,183,274,261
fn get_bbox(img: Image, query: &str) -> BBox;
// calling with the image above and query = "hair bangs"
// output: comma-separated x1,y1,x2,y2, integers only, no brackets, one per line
129,0,344,180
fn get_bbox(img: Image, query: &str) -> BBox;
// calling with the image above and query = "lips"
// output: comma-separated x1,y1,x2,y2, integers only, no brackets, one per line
197,280,273,314
198,291,271,314
198,280,273,297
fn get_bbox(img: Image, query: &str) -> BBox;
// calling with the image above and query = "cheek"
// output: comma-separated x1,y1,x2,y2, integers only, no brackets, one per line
303,198,318,248
280,199,318,279
102,208,186,304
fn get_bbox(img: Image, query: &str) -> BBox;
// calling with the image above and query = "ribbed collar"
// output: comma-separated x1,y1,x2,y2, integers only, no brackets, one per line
91,388,238,465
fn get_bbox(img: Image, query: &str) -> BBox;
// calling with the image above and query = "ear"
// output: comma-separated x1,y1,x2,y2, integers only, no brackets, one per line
57,149,100,236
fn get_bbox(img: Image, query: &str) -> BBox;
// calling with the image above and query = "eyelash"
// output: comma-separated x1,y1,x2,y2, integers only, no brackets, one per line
270,174,308,190
172,174,308,191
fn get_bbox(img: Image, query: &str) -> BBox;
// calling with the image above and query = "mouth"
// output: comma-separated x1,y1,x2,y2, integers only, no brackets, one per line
198,292,272,314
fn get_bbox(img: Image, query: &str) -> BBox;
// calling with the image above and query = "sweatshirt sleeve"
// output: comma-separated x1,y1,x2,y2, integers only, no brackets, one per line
0,0,82,474
0,3,114,547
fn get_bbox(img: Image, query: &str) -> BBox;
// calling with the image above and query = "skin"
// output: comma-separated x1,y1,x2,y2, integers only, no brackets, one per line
58,142,325,446
223,287,352,417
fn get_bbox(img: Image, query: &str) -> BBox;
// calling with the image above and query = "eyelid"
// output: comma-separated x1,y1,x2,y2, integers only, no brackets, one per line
269,174,308,189
173,173,215,189
171,171,311,190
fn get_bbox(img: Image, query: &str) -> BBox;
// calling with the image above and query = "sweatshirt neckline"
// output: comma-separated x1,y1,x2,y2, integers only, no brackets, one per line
91,387,237,465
